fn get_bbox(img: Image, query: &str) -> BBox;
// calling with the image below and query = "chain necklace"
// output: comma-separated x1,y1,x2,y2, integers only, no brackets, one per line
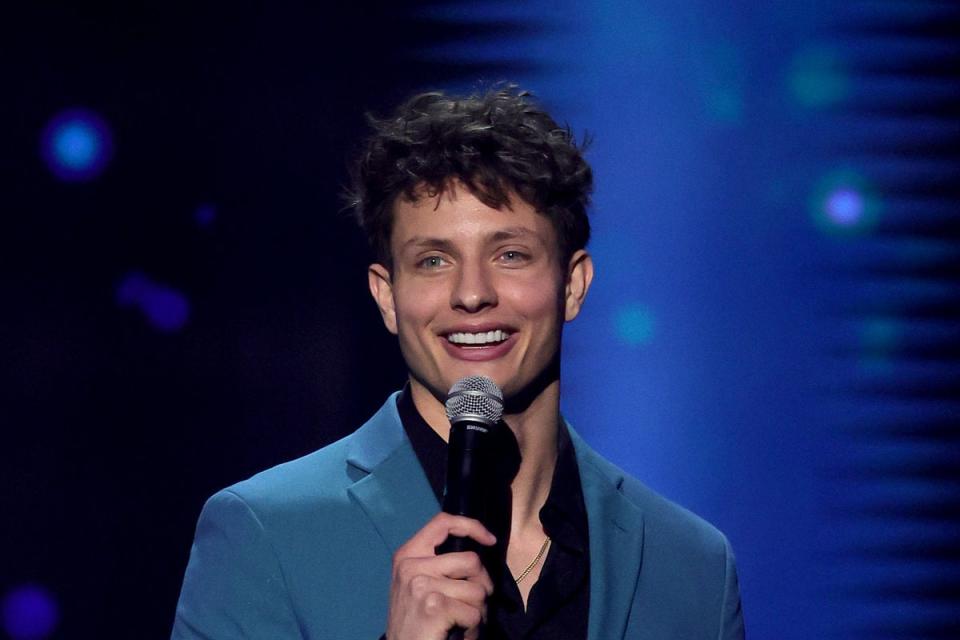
514,537,551,584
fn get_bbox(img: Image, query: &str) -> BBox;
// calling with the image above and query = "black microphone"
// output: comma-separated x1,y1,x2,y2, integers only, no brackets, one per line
436,375,504,640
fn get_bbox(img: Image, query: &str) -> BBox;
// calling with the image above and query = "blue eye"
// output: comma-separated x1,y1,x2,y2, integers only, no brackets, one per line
419,255,447,268
500,250,528,263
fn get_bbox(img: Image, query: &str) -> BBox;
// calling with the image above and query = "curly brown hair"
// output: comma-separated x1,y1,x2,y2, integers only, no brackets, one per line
346,85,593,269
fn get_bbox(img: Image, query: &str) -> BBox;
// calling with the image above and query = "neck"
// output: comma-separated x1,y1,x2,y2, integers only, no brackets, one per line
409,376,560,532
501,385,558,530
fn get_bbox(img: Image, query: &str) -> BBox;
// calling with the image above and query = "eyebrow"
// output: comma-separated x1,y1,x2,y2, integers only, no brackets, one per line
401,227,536,251
489,226,534,242
401,236,456,252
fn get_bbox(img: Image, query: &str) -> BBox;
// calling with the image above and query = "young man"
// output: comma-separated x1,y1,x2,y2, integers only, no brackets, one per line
172,87,744,640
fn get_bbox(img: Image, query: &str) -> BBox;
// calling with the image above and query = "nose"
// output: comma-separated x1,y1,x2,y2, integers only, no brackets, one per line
450,260,497,312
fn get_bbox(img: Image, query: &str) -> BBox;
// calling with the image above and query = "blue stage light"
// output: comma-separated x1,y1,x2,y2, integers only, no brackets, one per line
141,286,190,332
614,303,656,346
825,187,865,227
810,169,880,236
1,584,58,640
194,203,217,228
116,271,190,333
116,272,150,308
40,108,113,182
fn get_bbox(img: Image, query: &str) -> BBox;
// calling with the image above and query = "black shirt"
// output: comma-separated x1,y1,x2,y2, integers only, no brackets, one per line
396,387,590,640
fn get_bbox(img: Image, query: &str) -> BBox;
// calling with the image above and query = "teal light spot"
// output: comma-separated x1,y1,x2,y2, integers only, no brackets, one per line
615,304,656,346
705,90,743,123
858,316,902,375
861,317,901,350
809,169,882,237
698,42,745,124
788,47,850,109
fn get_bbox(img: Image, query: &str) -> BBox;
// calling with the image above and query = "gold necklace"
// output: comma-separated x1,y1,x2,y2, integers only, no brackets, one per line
514,537,551,584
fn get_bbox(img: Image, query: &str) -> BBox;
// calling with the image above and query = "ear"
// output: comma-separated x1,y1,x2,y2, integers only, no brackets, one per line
368,263,398,335
564,249,594,322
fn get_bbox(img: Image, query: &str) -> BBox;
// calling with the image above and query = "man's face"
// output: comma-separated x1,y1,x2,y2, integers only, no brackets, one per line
368,183,592,404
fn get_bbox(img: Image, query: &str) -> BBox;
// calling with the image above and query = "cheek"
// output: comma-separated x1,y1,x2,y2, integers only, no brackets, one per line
393,283,444,331
394,303,426,336
503,276,565,324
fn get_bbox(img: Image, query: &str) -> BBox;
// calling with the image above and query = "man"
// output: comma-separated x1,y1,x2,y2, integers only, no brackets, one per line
172,87,745,639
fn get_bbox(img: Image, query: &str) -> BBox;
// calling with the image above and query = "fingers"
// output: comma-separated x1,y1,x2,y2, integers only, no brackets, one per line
440,553,493,594
387,566,489,640
423,591,483,632
408,574,489,610
397,513,496,557
385,513,495,640
395,552,494,595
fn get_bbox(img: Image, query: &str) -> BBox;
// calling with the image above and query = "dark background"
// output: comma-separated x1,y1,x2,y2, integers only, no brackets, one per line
3,2,958,638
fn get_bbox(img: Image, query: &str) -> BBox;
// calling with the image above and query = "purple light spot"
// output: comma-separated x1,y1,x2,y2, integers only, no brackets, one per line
116,271,151,307
40,108,114,182
1,584,59,640
141,286,190,332
116,271,190,332
825,187,864,227
194,204,217,227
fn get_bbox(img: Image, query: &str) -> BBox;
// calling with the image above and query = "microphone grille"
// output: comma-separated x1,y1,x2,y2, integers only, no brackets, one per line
445,376,504,425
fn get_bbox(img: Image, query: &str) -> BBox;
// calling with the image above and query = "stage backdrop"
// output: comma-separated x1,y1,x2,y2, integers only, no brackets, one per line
2,2,958,638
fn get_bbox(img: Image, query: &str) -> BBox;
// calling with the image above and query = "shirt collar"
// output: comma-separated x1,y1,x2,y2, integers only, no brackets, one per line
396,383,588,555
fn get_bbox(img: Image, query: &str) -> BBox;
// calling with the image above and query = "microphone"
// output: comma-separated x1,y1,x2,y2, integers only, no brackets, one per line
437,375,504,640
437,375,503,551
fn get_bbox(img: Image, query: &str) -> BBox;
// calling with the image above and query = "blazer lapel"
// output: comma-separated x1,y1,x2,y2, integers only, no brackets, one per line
570,427,646,640
345,393,440,553
344,400,645,638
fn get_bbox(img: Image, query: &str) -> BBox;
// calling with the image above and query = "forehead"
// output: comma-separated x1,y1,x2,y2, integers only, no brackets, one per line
390,184,558,249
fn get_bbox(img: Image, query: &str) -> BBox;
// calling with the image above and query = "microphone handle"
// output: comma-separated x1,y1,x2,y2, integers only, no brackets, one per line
439,420,492,640
435,532,482,555
439,532,479,640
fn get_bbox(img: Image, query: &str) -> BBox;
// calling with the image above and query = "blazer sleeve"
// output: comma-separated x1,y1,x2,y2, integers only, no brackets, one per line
171,489,304,639
718,535,745,640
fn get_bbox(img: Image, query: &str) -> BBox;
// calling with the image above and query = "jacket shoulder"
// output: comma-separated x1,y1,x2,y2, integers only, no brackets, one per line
222,434,357,512
620,470,730,554
217,392,405,516
576,438,731,557
574,441,743,638
612,466,744,639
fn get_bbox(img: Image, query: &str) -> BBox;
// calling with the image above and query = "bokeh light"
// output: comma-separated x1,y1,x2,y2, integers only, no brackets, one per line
810,169,881,236
39,108,114,182
825,187,864,227
699,42,745,124
788,46,850,109
705,90,743,124
194,203,217,228
614,303,656,346
117,271,190,333
141,287,190,332
859,316,902,374
1,584,59,640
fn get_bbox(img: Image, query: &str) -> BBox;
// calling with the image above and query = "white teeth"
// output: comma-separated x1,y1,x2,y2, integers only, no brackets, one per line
447,330,509,345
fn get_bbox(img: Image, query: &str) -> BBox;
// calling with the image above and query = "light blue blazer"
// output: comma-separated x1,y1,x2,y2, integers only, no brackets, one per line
172,393,744,639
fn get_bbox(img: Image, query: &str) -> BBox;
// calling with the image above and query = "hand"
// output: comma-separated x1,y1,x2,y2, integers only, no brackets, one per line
385,512,496,640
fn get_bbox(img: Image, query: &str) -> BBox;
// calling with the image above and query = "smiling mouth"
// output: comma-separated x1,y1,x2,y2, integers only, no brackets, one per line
445,330,512,346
